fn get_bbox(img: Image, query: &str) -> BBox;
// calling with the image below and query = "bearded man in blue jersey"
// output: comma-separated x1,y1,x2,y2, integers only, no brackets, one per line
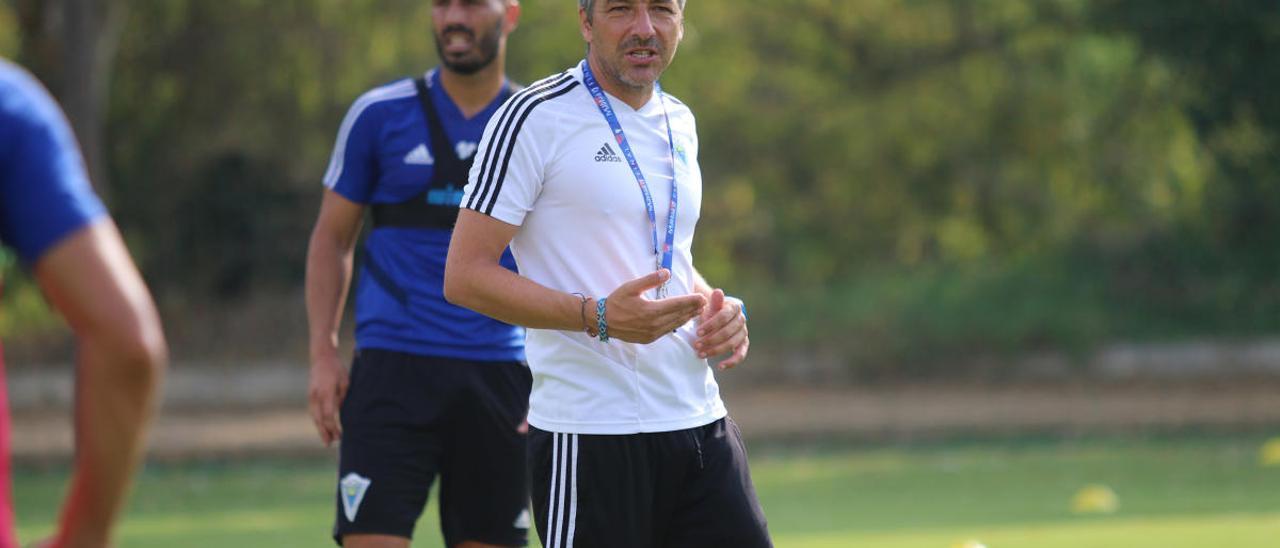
304,2,531,547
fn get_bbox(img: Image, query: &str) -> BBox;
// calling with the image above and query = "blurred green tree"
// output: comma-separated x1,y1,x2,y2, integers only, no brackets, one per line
1,0,1274,373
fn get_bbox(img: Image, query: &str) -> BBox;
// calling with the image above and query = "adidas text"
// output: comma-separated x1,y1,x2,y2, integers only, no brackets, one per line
595,143,622,163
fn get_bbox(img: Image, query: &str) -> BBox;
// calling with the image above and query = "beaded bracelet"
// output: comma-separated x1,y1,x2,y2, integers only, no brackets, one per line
596,297,610,342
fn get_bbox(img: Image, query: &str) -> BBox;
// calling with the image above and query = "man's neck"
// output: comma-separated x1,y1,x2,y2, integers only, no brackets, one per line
438,59,507,119
586,55,653,110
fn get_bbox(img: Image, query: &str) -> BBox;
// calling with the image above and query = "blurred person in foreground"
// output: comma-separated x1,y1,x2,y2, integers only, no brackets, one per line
0,59,168,548
444,0,771,546
305,1,532,547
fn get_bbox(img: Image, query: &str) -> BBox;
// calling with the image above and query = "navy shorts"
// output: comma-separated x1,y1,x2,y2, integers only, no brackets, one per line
333,348,533,546
528,417,772,548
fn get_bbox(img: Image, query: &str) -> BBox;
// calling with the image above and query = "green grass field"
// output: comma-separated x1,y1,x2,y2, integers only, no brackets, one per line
14,434,1280,547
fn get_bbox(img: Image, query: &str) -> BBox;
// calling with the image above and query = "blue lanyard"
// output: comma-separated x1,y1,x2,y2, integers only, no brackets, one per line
581,60,679,297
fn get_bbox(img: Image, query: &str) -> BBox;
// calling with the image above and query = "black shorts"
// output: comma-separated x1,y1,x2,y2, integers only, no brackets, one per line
333,348,533,547
528,417,772,548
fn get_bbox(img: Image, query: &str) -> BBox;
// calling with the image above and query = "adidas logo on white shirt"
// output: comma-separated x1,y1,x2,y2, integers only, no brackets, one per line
594,143,622,163
404,143,434,165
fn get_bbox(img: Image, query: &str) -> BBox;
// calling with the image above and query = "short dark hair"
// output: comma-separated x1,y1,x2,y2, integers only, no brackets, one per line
579,0,686,19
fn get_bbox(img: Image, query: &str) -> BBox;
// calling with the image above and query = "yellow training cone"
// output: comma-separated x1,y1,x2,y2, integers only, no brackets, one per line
1071,484,1119,514
1260,438,1280,467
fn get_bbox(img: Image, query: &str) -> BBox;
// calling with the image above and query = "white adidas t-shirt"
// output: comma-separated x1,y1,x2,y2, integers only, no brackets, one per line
461,62,728,435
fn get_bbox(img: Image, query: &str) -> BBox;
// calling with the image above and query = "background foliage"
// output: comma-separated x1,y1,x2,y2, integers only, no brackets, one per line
2,0,1277,377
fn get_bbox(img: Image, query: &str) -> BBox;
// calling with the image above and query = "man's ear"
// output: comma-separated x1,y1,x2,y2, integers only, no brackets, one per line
505,1,521,34
579,6,592,44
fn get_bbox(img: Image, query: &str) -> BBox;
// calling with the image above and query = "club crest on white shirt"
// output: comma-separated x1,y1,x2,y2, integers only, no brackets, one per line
675,140,689,166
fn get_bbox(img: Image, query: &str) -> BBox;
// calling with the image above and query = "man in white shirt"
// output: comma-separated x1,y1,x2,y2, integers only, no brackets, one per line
444,1,771,546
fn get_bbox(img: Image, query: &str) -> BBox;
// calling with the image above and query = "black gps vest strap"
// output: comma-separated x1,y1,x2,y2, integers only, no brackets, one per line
362,75,516,304
370,76,471,229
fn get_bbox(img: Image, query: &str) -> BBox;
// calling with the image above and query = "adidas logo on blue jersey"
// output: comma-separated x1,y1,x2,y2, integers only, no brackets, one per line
404,143,434,165
594,143,622,163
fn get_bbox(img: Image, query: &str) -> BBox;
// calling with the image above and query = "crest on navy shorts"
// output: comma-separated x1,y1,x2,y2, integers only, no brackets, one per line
340,472,372,522
513,508,531,529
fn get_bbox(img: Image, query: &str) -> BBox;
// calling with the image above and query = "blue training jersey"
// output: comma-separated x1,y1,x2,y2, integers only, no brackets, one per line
0,59,107,265
322,69,524,362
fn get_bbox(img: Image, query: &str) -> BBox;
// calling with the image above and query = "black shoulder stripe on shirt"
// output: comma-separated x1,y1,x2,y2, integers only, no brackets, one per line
468,72,573,211
467,73,576,212
480,80,580,216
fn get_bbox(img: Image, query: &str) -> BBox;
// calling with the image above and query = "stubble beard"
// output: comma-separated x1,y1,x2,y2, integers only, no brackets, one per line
596,37,671,92
435,18,504,75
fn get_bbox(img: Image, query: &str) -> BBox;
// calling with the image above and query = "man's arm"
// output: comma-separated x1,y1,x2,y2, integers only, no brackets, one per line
691,269,749,369
304,189,365,446
33,220,167,548
444,209,705,344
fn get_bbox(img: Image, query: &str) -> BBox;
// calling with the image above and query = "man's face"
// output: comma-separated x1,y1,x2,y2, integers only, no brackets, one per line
432,0,514,75
581,0,684,90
